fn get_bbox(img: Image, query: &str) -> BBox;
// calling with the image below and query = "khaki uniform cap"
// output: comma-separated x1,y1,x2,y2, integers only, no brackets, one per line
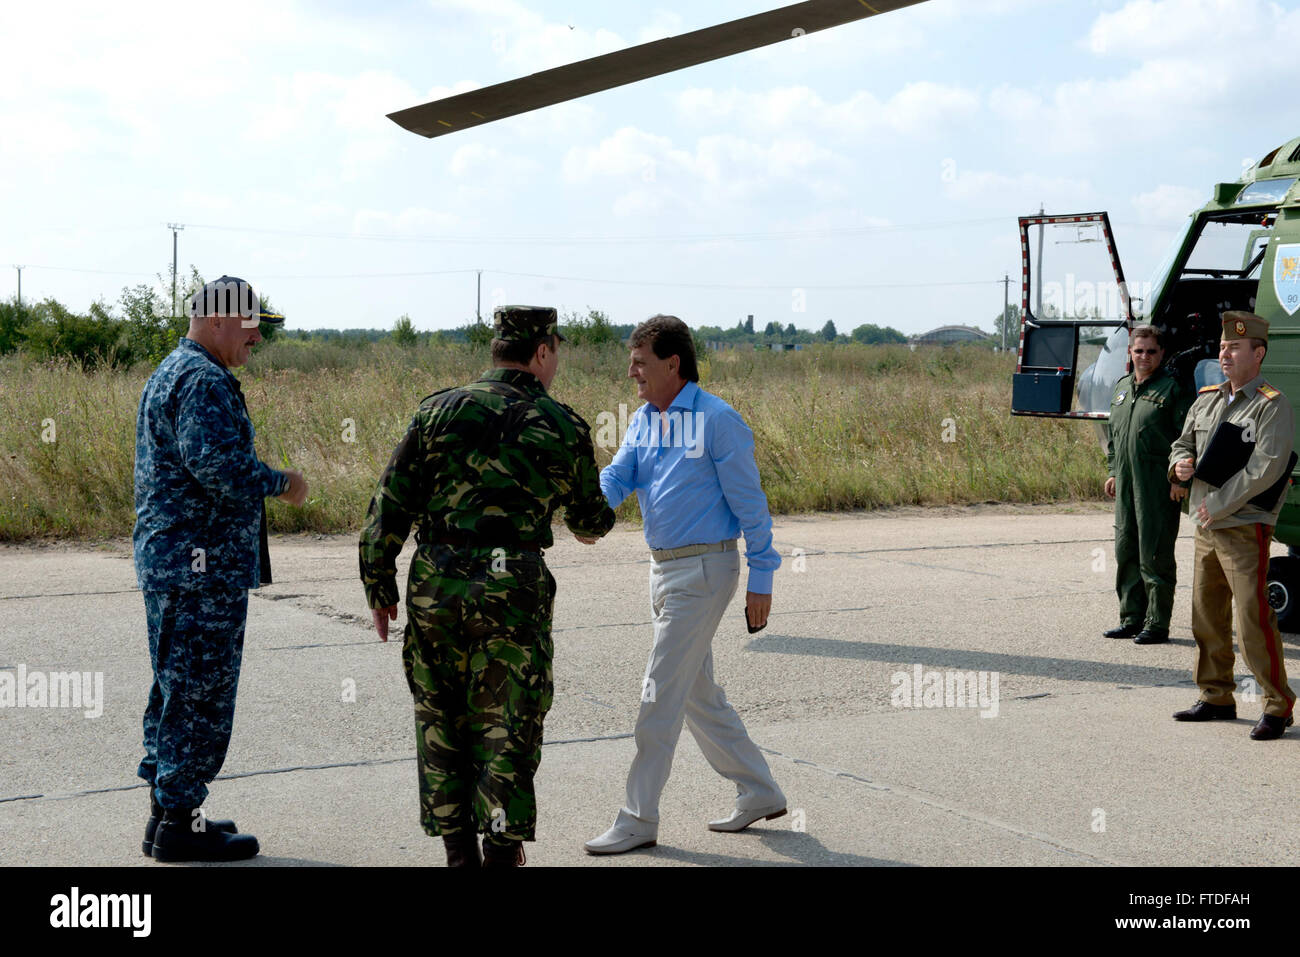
1221,310,1269,342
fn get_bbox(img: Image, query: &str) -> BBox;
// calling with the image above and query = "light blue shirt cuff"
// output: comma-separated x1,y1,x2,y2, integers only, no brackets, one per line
598,473,616,509
746,568,774,595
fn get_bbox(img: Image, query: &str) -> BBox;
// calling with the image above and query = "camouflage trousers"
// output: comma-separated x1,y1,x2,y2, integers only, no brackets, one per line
402,545,556,843
137,587,248,809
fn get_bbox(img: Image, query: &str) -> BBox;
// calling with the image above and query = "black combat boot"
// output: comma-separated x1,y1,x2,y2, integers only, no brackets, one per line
143,792,238,857
151,806,259,862
482,837,526,868
443,833,483,868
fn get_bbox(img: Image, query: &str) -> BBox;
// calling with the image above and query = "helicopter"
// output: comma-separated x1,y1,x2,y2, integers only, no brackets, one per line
384,7,1300,629
1011,134,1300,628
387,0,929,138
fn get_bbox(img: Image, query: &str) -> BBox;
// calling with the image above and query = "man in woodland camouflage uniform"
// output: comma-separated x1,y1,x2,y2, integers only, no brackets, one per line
359,305,615,867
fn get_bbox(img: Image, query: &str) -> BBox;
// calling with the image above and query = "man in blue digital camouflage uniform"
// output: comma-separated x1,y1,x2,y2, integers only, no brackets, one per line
134,276,308,862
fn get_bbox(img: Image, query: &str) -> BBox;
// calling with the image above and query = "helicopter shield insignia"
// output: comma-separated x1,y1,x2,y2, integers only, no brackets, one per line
1275,243,1300,317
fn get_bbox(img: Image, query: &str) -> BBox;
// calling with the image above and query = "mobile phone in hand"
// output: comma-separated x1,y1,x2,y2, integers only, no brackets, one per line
744,608,766,635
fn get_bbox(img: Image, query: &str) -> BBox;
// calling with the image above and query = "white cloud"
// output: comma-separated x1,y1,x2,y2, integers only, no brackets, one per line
636,9,685,43
336,71,427,133
563,125,850,215
429,0,627,73
977,0,1300,157
0,109,85,168
239,68,430,183
745,3,927,65
447,143,538,180
501,99,600,140
1087,0,1298,57
247,70,422,141
987,56,1236,153
743,0,1055,70
676,82,979,138
1131,184,1206,223
352,207,461,236
942,168,1096,211
563,126,687,182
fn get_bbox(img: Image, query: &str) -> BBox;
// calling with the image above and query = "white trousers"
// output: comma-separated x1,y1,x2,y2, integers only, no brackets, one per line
617,547,784,831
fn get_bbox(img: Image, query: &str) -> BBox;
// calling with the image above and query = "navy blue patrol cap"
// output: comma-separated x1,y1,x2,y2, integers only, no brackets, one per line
188,275,285,325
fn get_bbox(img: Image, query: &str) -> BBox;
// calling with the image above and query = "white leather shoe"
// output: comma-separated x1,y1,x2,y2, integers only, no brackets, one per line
583,823,657,855
707,804,787,833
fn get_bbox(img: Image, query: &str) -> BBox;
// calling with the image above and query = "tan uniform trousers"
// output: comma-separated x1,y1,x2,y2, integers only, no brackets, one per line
1191,523,1295,717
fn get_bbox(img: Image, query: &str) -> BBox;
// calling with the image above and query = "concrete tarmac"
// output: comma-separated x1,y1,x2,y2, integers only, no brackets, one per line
2,504,1297,867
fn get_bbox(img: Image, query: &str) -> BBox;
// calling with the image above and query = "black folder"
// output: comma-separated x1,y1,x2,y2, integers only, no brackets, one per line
1193,422,1253,488
1193,421,1297,511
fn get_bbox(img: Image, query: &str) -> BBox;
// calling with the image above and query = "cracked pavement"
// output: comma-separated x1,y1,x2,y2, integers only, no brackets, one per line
2,504,1298,866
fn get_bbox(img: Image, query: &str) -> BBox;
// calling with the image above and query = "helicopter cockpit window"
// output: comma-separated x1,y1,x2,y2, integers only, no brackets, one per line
1233,177,1297,206
1133,216,1194,319
1149,210,1276,371
1182,212,1276,279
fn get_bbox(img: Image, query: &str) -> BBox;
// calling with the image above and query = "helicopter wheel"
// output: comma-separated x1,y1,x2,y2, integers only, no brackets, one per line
1267,556,1300,634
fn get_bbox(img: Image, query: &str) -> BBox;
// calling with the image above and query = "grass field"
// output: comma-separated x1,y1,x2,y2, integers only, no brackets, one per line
0,339,1106,541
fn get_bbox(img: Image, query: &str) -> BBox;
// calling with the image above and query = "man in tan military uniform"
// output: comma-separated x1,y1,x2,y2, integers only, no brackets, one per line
1168,311,1296,739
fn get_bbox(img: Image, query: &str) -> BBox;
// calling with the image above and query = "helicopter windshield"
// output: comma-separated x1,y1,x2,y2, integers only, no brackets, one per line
1133,215,1194,319
1234,177,1297,206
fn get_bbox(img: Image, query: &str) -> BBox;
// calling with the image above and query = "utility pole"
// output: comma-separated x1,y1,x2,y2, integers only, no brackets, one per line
14,265,21,310
167,223,185,318
1002,273,1011,352
1035,203,1044,319
476,269,482,323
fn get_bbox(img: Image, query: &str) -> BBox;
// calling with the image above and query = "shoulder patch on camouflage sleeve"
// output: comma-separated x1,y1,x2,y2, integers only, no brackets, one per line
1259,382,1281,400
1198,384,1220,394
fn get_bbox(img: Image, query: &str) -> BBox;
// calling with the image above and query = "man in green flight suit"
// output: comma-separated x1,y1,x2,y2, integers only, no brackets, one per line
1103,323,1193,644
359,305,616,867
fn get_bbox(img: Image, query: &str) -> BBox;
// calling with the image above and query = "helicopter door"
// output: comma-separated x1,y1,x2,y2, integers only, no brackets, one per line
1012,211,1133,419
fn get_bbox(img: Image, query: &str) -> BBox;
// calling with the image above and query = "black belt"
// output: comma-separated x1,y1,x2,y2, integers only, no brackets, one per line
424,530,543,553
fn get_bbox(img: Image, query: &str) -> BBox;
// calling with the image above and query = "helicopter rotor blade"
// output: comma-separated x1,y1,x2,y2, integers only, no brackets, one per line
388,0,929,138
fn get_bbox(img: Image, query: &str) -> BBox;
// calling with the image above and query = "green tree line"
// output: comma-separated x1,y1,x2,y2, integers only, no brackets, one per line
2,276,981,368
0,267,287,367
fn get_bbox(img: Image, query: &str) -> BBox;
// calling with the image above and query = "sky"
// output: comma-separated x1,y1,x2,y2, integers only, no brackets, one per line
3,0,1298,337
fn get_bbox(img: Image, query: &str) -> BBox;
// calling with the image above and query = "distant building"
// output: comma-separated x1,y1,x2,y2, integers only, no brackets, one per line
910,325,992,346
703,341,804,352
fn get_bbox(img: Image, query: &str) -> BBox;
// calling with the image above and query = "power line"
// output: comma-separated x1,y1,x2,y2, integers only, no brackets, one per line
249,267,1001,290
10,264,156,277
5,260,1003,297
19,217,1187,240
183,216,1015,246
490,270,1001,291
5,261,1001,292
257,268,480,280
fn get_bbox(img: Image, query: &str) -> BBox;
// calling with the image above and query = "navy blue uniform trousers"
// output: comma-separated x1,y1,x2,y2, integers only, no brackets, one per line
137,587,248,809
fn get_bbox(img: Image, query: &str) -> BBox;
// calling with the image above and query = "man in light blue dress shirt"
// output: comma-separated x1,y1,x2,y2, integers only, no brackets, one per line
584,315,787,855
